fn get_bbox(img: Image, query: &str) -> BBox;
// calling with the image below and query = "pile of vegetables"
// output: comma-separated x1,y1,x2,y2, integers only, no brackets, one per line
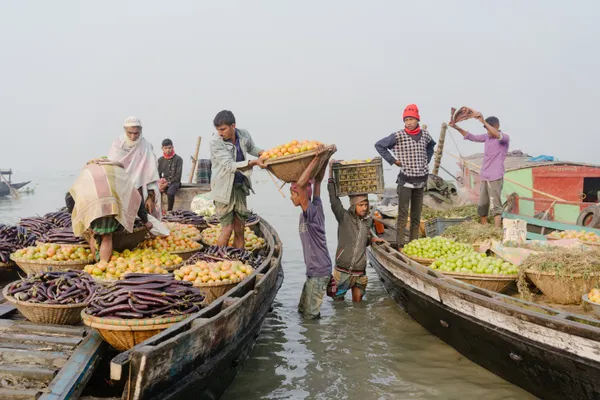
163,210,207,229
18,216,55,238
420,205,479,221
441,221,503,244
186,245,263,268
40,227,87,245
86,274,204,319
6,270,97,304
201,225,266,251
520,247,600,276
12,244,94,262
43,211,72,228
0,224,37,264
403,237,473,259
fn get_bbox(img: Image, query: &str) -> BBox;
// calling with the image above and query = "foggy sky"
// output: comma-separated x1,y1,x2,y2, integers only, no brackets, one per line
1,0,599,182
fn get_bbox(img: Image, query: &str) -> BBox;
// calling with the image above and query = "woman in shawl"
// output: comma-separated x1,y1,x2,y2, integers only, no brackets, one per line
107,116,162,219
67,158,152,262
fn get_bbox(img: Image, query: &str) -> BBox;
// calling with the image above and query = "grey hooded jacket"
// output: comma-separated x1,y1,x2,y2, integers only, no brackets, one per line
328,180,373,273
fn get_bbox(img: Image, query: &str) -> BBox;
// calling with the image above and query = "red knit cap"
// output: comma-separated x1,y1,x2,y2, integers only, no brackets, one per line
403,104,420,121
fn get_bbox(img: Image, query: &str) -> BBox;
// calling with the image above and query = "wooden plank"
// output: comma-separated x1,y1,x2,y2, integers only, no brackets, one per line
40,331,105,400
0,333,82,348
0,388,43,400
0,320,87,337
0,364,57,381
0,304,17,318
0,348,70,368
504,212,600,234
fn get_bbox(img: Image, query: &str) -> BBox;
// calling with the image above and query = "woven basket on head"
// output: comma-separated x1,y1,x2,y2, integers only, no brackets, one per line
81,310,189,351
264,145,336,183
2,285,88,325
525,270,600,305
10,255,93,275
440,271,517,293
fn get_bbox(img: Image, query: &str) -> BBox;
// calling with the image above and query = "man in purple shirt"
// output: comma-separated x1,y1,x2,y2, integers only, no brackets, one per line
450,113,510,227
290,144,336,319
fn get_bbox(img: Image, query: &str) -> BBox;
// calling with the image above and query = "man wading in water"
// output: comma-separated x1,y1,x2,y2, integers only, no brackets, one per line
327,159,386,302
449,113,509,227
210,110,265,248
291,145,335,319
375,104,436,250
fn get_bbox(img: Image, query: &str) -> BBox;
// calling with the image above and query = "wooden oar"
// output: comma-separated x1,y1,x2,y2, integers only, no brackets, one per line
0,173,20,198
447,152,568,202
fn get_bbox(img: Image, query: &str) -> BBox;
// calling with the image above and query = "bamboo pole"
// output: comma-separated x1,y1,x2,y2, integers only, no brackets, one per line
432,122,447,176
447,152,568,202
188,137,202,183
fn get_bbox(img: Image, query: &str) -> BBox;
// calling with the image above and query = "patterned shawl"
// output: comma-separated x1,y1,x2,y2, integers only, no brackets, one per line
69,162,142,236
108,134,162,219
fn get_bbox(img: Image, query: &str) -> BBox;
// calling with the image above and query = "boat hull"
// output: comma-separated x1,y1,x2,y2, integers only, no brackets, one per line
368,245,600,400
112,219,284,400
0,181,30,196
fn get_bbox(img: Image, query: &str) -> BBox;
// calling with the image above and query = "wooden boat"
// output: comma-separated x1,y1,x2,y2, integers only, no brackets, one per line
0,217,283,399
368,242,600,400
457,152,600,226
0,169,30,196
160,183,210,211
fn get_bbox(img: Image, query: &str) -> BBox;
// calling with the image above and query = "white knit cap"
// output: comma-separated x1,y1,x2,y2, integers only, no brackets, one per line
123,116,142,128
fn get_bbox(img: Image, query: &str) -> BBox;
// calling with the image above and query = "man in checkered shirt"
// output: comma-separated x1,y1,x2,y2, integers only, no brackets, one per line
375,104,436,249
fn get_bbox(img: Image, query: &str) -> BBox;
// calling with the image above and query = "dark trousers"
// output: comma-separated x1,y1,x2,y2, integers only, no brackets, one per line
396,185,424,248
166,182,181,211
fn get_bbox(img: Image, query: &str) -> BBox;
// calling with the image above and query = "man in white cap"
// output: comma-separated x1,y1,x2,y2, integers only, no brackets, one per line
108,116,162,219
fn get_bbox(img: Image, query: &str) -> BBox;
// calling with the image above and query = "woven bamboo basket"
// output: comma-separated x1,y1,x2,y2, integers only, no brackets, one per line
440,271,517,293
81,310,189,351
170,247,202,261
2,285,88,325
525,269,600,305
578,239,600,247
10,255,93,275
195,281,238,304
264,145,336,183
36,241,89,249
400,250,435,266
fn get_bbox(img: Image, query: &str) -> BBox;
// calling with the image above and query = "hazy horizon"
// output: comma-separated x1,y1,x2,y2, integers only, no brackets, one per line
1,0,599,183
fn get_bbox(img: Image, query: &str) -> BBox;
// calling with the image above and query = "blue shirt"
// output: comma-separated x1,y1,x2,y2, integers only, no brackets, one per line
227,130,246,185
299,197,332,277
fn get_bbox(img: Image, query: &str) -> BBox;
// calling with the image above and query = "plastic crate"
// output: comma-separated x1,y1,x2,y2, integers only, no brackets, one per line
425,217,471,237
332,158,384,197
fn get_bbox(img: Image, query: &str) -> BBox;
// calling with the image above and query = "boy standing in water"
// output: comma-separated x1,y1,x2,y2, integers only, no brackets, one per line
291,145,335,319
327,159,386,302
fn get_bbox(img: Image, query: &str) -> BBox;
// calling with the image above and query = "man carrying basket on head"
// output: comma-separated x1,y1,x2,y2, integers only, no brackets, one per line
375,104,436,250
210,110,266,249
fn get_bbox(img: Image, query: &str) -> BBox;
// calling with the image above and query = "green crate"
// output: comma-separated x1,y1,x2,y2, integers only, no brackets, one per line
425,217,471,237
332,158,384,197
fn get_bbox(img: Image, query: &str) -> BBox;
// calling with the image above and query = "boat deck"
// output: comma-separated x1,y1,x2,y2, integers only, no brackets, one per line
0,272,104,400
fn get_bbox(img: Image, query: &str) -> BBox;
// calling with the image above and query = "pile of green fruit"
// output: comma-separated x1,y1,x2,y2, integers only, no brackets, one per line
420,205,479,221
431,252,518,275
403,237,472,259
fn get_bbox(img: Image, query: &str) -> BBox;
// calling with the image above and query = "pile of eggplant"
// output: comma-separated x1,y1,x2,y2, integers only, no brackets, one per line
163,210,207,229
186,245,263,267
6,271,97,304
86,274,204,319
40,227,87,245
18,217,55,238
43,211,72,228
0,224,37,264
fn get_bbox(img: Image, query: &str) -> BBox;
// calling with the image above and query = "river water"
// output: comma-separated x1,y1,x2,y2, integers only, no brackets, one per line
0,171,534,400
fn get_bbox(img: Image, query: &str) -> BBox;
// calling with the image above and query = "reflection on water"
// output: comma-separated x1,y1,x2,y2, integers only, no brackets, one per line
0,172,534,400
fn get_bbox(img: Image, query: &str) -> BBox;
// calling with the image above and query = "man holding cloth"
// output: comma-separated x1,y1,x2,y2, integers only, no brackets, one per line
450,112,509,227
210,110,265,248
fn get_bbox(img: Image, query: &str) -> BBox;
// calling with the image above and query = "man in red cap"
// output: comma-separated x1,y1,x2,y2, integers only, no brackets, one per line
375,104,436,250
